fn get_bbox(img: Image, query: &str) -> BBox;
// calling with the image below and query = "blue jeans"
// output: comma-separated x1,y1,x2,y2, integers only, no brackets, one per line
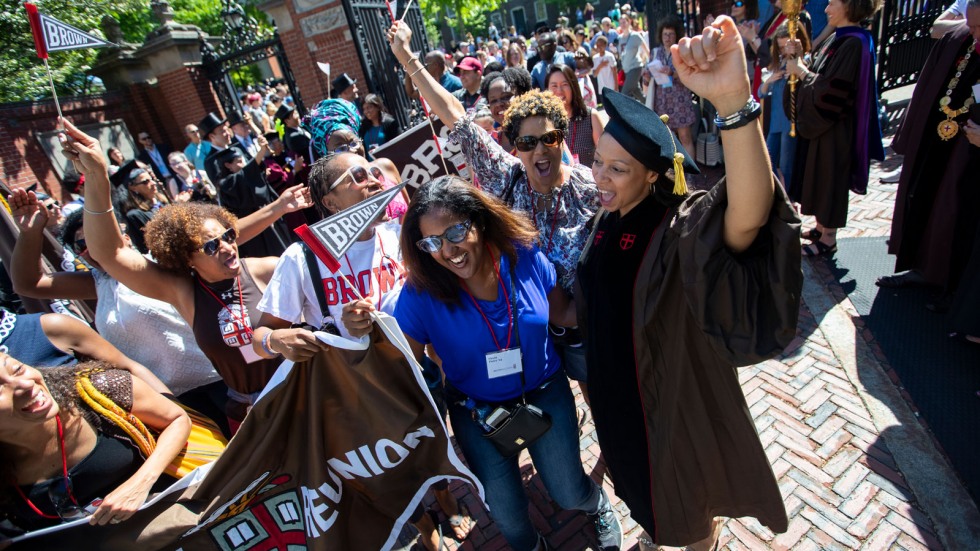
448,377,600,551
556,340,588,382
766,130,796,188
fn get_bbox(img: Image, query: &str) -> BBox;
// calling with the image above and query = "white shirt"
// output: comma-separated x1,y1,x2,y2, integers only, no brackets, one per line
593,51,618,93
258,221,405,340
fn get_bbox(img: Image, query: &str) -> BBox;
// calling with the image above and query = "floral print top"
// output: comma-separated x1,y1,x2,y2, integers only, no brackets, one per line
450,113,600,292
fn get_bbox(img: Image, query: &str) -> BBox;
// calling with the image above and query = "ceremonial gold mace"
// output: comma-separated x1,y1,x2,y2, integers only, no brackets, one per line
783,0,803,137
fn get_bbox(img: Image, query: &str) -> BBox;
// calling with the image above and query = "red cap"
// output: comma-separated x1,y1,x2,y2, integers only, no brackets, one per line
457,56,483,74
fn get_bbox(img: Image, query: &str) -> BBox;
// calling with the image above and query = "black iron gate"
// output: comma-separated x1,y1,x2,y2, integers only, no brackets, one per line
200,28,305,119
874,0,950,91
342,0,431,130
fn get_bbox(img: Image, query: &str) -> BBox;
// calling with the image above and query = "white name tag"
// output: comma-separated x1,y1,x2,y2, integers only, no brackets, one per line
486,348,522,379
239,343,263,364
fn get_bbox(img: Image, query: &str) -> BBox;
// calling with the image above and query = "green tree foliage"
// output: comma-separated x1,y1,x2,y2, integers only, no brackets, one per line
420,0,501,41
0,0,270,103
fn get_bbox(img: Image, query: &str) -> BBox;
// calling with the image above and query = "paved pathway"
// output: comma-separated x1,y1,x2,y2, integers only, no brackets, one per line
400,143,980,550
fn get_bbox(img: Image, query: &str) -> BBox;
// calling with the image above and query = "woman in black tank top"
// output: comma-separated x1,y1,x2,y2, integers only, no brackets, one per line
59,118,312,430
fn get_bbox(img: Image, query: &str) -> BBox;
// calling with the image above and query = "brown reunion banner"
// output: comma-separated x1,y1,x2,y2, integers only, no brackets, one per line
5,315,483,550
371,118,471,188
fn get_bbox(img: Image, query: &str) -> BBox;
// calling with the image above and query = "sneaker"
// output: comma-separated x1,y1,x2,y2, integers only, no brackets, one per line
590,489,623,550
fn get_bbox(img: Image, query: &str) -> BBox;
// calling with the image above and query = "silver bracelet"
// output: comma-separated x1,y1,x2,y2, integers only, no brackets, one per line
714,98,762,131
82,205,114,215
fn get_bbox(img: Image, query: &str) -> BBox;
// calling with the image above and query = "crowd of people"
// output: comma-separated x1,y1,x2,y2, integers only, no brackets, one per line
2,0,977,548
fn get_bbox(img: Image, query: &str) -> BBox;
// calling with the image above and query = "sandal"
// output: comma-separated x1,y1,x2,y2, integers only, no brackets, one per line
802,228,822,241
447,504,473,541
802,240,837,257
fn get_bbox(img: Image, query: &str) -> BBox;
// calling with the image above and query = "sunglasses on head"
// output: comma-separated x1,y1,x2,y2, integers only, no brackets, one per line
416,220,472,253
200,228,237,256
328,165,384,192
514,129,564,152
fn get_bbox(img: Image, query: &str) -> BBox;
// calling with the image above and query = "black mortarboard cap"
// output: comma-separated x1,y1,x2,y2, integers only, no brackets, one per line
601,89,698,194
264,131,280,142
214,147,243,166
109,159,140,187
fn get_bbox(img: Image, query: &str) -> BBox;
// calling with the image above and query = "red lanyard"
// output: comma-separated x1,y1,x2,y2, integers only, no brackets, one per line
14,415,76,519
460,246,513,350
342,234,395,310
198,275,252,342
527,180,563,254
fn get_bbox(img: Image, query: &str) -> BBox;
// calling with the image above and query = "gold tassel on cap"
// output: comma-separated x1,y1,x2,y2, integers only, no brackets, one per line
660,114,688,196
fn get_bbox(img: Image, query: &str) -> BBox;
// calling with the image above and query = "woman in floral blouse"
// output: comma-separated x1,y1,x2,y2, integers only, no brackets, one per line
388,20,600,399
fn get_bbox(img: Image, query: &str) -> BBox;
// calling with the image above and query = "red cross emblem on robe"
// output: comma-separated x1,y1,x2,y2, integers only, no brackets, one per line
620,233,636,250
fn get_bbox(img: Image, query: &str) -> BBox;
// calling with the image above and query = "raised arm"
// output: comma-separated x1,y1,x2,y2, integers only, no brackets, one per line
672,16,774,253
387,21,467,127
89,375,191,526
60,118,193,311
9,188,97,300
236,183,312,244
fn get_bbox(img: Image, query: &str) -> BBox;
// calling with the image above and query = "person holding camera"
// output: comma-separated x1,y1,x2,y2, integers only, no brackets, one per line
393,176,622,551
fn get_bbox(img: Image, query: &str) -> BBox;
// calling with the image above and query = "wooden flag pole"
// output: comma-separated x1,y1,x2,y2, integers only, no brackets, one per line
42,57,64,126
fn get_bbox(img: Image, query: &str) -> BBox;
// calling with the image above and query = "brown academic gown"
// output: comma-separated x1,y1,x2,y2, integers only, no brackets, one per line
887,26,978,286
577,180,801,546
788,34,868,228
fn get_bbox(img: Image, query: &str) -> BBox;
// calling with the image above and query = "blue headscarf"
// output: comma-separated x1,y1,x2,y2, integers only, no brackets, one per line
301,98,362,160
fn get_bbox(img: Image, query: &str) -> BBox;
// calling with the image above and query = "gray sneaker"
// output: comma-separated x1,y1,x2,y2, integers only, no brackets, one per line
590,489,623,550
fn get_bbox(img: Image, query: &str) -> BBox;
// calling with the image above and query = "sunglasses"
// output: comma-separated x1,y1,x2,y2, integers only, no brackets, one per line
48,476,85,521
43,201,61,212
72,237,87,256
514,129,564,152
328,165,383,192
200,227,237,256
332,138,363,154
416,220,472,253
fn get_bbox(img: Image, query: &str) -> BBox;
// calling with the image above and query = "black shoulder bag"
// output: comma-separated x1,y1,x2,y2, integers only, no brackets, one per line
481,263,553,457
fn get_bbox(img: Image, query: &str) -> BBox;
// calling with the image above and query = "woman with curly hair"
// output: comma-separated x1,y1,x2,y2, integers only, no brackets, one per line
479,66,533,151
0,353,192,533
57,118,312,433
388,20,601,411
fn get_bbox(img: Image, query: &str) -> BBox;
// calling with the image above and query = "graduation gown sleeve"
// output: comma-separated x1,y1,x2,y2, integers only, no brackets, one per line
787,35,863,140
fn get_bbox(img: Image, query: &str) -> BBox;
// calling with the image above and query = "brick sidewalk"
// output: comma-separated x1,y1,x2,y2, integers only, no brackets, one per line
400,148,980,551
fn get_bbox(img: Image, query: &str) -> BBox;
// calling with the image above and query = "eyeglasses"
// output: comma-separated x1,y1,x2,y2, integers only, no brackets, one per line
139,136,151,142
328,165,383,192
200,227,237,256
513,129,564,152
72,237,87,256
416,220,472,253
48,476,85,521
332,138,363,154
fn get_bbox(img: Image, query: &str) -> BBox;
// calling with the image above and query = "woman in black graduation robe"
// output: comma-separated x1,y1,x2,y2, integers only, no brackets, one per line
576,16,801,549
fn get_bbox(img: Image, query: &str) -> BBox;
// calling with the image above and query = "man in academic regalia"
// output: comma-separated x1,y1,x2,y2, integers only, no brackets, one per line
200,112,252,186
276,104,312,165
877,7,980,311
213,143,292,258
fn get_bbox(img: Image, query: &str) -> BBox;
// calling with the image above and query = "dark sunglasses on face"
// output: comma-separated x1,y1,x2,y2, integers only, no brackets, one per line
514,129,564,152
200,228,237,256
416,220,472,253
72,237,87,256
43,201,60,212
328,165,384,192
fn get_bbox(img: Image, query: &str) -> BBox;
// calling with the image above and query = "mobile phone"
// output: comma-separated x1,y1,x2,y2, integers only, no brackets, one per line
486,407,511,429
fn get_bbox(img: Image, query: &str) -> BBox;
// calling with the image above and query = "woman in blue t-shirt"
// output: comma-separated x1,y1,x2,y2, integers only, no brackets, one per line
393,177,621,551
